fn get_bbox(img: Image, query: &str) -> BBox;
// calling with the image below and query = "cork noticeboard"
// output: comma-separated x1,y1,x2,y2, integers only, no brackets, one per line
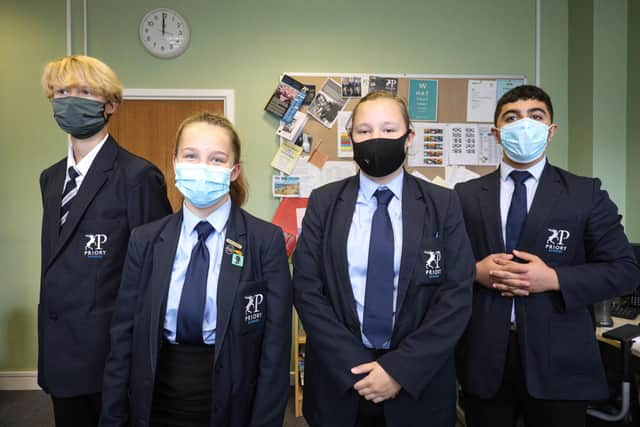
282,72,527,181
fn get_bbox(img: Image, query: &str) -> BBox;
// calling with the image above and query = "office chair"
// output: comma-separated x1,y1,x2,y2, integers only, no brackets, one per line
587,323,640,425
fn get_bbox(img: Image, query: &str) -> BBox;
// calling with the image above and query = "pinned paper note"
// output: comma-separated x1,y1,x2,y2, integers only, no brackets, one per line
431,176,450,189
308,149,328,169
467,80,496,123
445,165,481,188
308,139,328,169
271,141,303,174
337,111,353,158
411,170,431,183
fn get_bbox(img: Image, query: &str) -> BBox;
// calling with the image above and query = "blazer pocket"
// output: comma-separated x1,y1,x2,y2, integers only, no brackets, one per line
548,311,598,376
76,218,126,261
535,220,579,267
416,239,445,285
238,280,268,335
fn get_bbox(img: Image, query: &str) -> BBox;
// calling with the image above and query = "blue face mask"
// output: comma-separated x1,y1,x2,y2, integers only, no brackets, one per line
499,118,550,164
175,163,232,208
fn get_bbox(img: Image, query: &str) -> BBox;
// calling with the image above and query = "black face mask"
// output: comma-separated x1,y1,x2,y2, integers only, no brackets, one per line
352,131,410,178
52,96,109,139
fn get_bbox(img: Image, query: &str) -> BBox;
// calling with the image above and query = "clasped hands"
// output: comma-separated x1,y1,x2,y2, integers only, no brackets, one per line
351,361,401,404
476,250,559,297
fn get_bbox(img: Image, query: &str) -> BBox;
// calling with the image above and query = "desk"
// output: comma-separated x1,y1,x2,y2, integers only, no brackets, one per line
596,315,640,357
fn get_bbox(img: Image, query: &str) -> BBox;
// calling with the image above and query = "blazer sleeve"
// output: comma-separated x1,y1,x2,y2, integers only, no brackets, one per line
127,165,173,229
377,192,475,399
555,178,640,311
249,227,293,427
293,190,376,393
99,229,145,427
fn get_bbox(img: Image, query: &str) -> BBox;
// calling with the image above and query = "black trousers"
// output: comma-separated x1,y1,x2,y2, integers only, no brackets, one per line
150,341,215,427
463,331,588,427
51,392,101,427
355,396,386,427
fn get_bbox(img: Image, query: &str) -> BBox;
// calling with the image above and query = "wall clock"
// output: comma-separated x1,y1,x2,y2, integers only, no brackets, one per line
139,8,190,59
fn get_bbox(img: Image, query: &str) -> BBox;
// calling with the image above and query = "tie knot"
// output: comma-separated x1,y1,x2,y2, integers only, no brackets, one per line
509,170,532,185
68,166,80,180
195,221,215,241
374,188,394,207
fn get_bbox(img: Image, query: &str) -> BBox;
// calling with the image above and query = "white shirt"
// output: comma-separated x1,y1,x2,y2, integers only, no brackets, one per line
63,134,109,192
347,170,404,348
499,157,546,323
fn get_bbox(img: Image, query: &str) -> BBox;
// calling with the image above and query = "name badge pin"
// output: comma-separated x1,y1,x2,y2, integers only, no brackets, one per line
232,253,244,267
225,238,243,250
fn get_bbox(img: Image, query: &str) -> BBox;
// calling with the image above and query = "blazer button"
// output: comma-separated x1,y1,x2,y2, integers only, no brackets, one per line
49,313,58,321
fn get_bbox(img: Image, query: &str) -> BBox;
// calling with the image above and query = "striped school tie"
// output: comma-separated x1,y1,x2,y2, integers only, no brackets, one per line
60,166,80,227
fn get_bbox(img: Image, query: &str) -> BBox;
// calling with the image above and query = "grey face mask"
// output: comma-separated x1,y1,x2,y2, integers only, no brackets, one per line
52,96,109,139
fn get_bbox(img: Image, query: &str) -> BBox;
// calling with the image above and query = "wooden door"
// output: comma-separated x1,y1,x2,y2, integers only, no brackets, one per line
109,99,225,211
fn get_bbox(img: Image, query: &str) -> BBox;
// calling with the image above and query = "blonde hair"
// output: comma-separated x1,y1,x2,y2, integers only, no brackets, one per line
348,91,411,135
175,112,248,207
41,55,123,104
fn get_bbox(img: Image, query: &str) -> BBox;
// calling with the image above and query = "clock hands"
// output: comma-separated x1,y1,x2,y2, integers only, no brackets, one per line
162,12,166,36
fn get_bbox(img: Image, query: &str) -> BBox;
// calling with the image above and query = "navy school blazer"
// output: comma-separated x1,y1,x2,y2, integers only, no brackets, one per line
293,172,475,427
38,136,172,397
454,163,640,401
99,206,292,427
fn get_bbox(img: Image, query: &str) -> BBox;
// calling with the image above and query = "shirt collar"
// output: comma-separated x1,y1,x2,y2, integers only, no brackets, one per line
182,196,232,236
66,133,109,177
500,157,546,183
358,169,404,202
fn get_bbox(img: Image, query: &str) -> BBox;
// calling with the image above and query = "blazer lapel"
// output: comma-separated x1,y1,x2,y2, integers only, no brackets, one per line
214,205,247,363
395,174,425,320
48,138,118,268
331,176,361,330
477,169,504,254
518,163,564,251
149,212,182,373
42,162,67,266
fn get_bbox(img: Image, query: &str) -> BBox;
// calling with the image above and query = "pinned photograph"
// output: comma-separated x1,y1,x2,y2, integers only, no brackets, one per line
273,176,301,198
341,77,362,98
264,74,305,120
308,79,347,128
302,84,316,105
368,76,398,95
276,111,308,142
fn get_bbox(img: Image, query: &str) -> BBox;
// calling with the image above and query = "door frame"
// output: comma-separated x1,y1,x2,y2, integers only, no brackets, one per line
122,88,236,123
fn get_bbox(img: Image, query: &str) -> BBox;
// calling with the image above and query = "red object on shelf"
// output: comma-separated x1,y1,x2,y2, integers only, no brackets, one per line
272,197,309,256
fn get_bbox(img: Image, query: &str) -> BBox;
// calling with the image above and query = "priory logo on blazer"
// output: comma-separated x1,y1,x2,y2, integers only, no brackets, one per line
424,250,442,279
545,228,570,254
244,293,264,325
84,234,108,259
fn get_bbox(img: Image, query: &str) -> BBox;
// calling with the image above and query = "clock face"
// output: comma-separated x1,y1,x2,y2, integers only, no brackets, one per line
139,8,190,59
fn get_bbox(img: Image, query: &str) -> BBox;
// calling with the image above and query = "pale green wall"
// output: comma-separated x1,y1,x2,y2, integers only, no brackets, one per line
566,0,633,233
86,0,538,221
627,1,640,243
541,0,569,167
0,0,67,370
568,0,594,176
1,0,634,372
592,0,627,215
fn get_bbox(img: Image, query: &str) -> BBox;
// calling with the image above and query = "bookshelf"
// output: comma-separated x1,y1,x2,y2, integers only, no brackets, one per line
292,308,306,417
